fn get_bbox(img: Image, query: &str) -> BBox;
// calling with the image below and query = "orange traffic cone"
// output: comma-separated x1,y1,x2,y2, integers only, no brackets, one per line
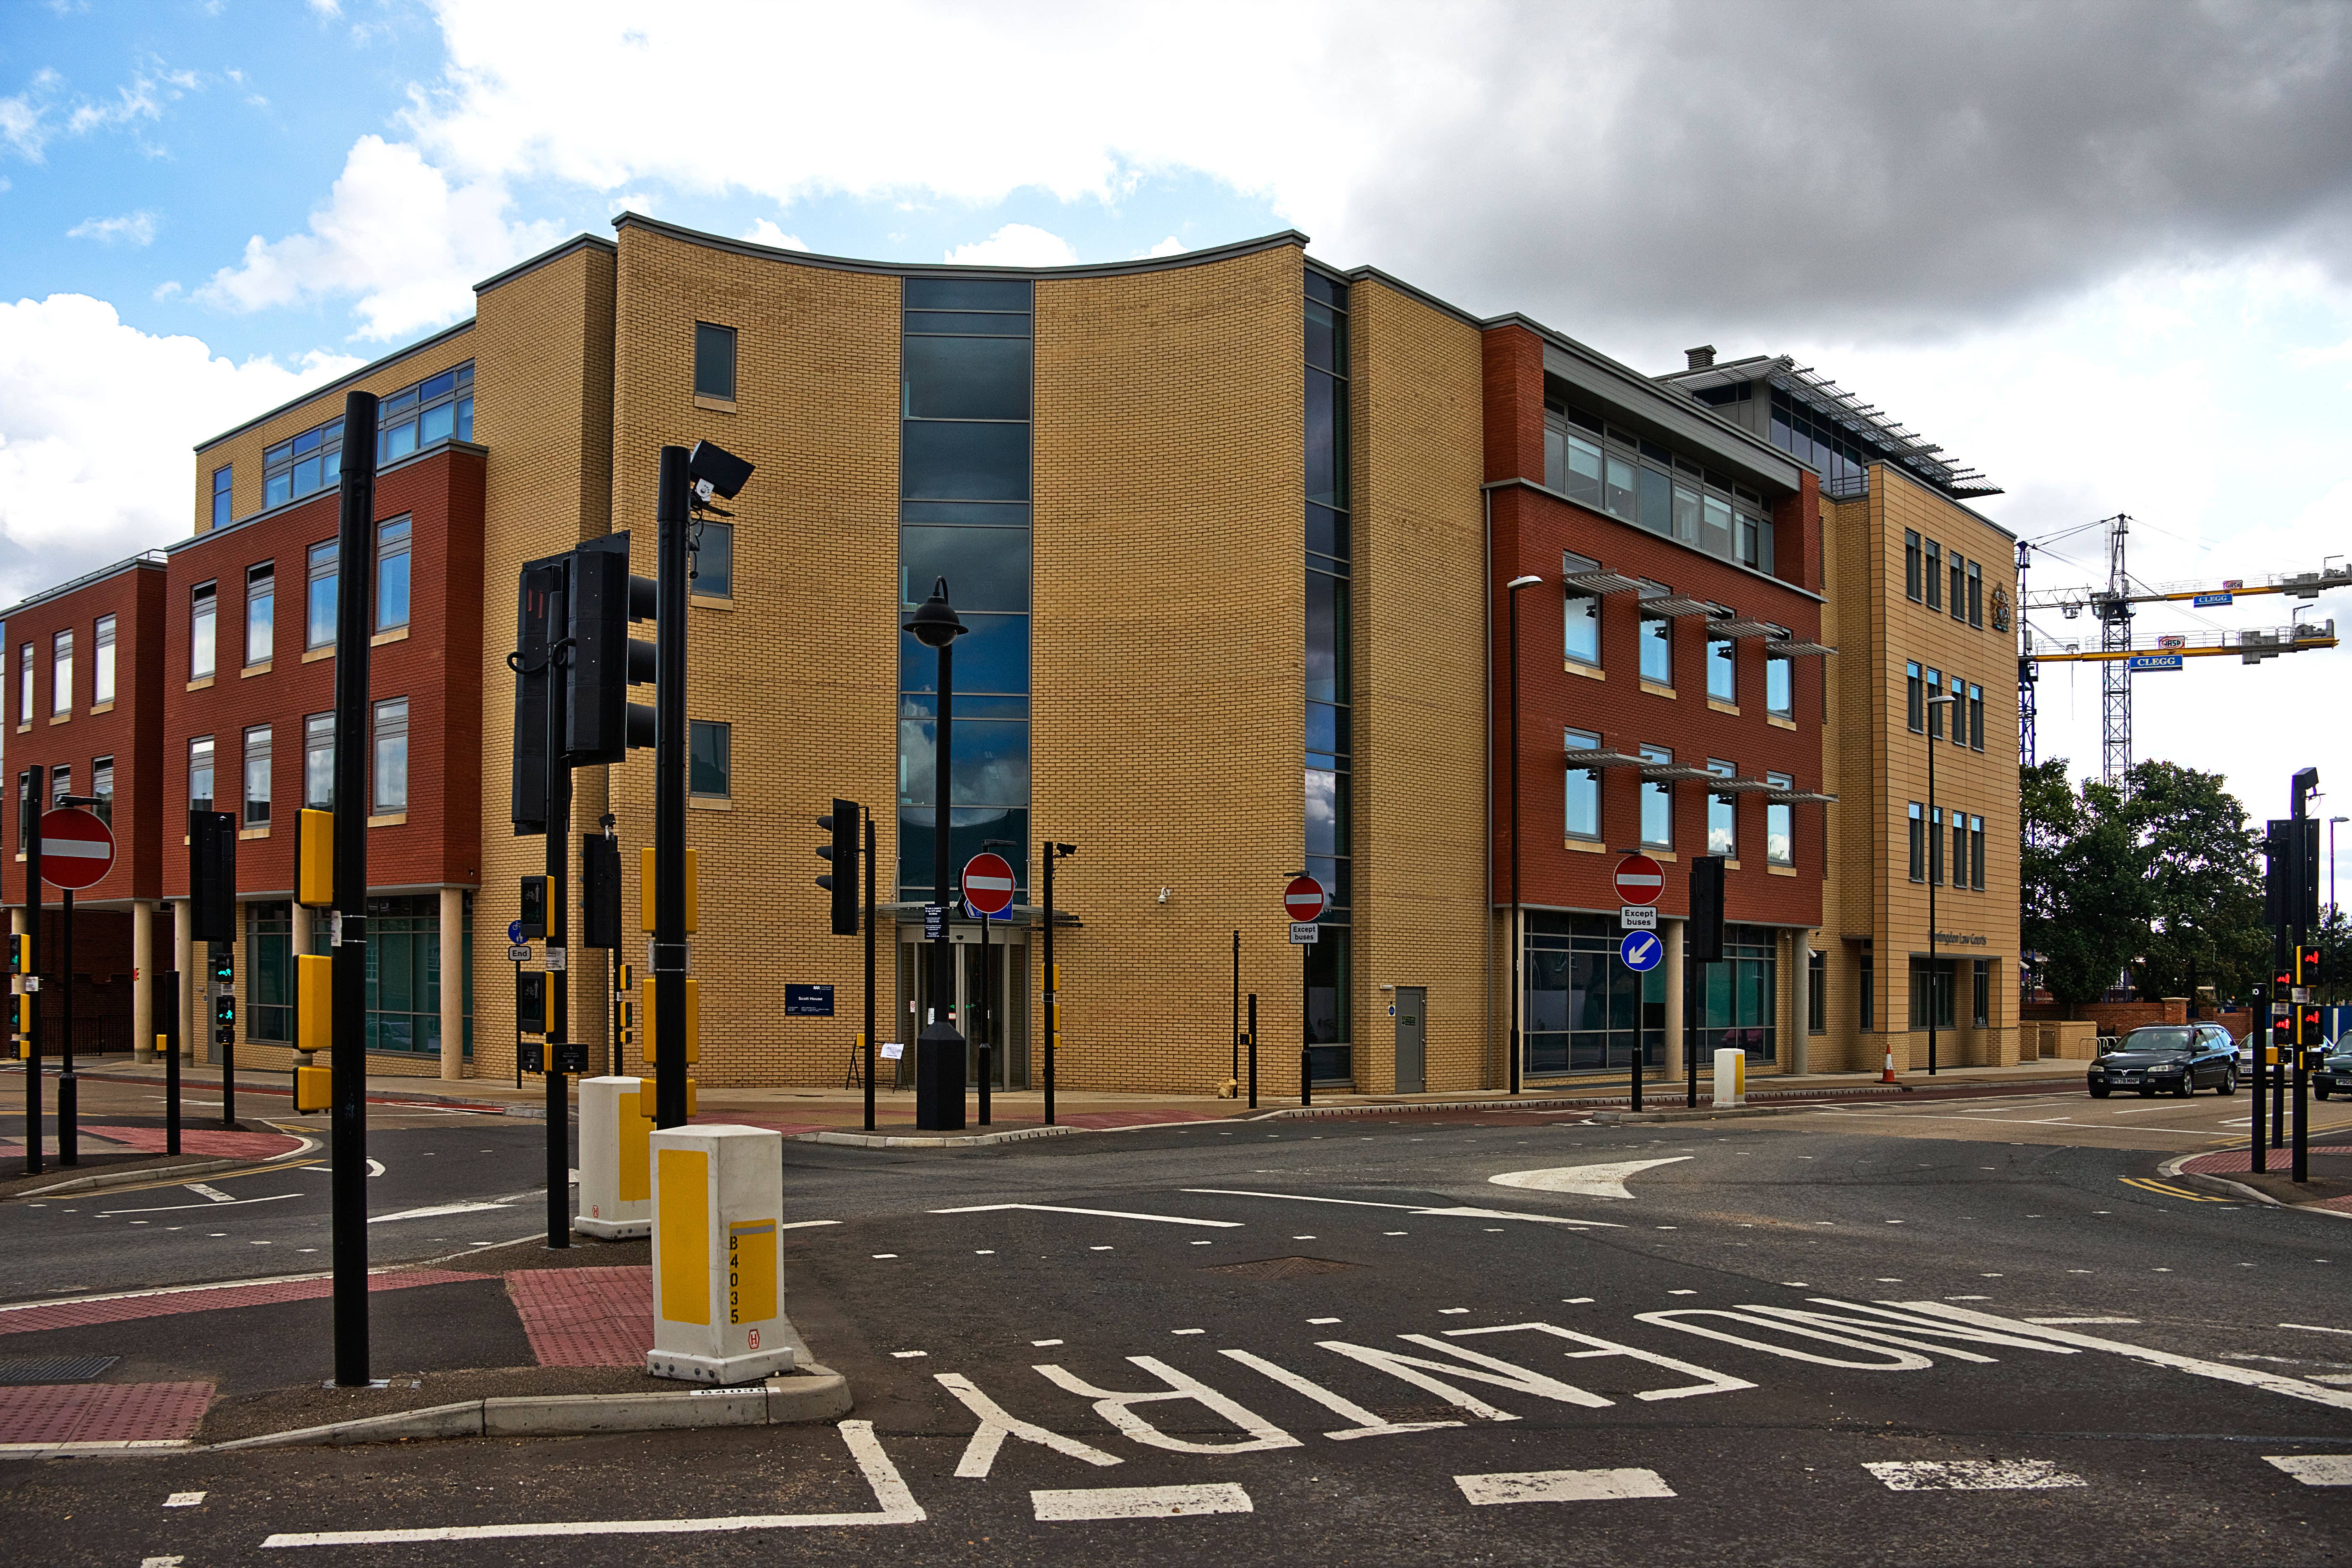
1880,1048,1898,1084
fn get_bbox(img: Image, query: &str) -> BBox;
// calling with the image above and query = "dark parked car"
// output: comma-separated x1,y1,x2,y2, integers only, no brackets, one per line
2316,1048,2350,1100
2088,1024,2240,1098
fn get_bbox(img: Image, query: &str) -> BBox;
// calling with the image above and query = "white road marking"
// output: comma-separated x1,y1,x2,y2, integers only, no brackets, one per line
186,1184,237,1203
1031,1483,1251,1522
1487,1157,1693,1201
1033,1357,1302,1456
1171,1328,1204,1335
1181,1189,1622,1228
2265,1455,2352,1486
1455,1468,1675,1505
778,1220,841,1230
2026,1317,2139,1325
1308,1317,1341,1325
368,1202,510,1225
2282,1323,2352,1337
932,1203,1241,1228
1219,1348,1462,1441
258,1421,923,1542
142,1557,185,1568
96,1193,303,1216
164,1492,206,1507
1865,1459,2086,1491
1897,1302,2352,1411
890,1351,927,1359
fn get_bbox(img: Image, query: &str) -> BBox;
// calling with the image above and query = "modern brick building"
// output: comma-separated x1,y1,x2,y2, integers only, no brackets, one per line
3,219,2020,1096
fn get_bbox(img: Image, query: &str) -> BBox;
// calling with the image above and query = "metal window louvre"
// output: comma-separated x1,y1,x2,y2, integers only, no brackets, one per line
1562,747,1647,769
1706,616,1779,639
1639,763,1716,782
1560,565,1648,595
1709,776,1782,794
1640,594,1715,617
1764,788,1838,804
1766,639,1836,658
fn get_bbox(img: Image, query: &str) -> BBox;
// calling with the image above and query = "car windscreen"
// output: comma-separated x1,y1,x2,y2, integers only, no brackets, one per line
2122,1027,2197,1052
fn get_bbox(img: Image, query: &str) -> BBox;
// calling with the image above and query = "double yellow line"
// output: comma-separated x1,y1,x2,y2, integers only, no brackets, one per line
2120,1175,2231,1203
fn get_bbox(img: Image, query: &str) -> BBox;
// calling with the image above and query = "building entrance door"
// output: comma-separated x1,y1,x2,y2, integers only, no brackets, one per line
903,926,1026,1088
1394,987,1426,1093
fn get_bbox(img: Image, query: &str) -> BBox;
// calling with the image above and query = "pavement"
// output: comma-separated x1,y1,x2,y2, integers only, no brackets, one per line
3,1084,2349,1564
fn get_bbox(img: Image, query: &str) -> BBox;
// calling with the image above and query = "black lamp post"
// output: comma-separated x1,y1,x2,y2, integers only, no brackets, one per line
1504,573,1543,1096
1926,691,1956,1075
905,577,967,1132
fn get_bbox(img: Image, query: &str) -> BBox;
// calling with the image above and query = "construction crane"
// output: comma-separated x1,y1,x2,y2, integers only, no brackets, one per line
2016,514,2348,782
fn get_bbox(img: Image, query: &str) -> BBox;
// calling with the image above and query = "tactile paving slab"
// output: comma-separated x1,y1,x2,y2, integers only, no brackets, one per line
0,1380,211,1444
507,1266,654,1367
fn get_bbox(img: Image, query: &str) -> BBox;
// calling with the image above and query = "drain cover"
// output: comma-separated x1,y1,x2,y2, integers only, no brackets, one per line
1200,1256,1362,1279
0,1355,119,1385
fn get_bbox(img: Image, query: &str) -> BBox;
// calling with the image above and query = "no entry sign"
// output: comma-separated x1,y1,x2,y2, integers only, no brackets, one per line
39,807,115,890
1613,853,1665,906
960,852,1016,918
1284,875,1327,922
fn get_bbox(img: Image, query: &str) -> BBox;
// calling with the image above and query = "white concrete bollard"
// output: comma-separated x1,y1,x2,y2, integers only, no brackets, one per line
647,1123,794,1384
1712,1047,1746,1109
574,1076,652,1239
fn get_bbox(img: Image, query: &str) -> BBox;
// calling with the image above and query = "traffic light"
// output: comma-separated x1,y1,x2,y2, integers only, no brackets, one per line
816,799,859,936
2294,944,2323,987
8,933,27,979
190,810,236,943
1688,856,1725,965
211,948,236,1045
2272,1005,2295,1050
582,834,623,950
518,874,548,942
565,533,658,767
511,554,565,835
517,970,547,1037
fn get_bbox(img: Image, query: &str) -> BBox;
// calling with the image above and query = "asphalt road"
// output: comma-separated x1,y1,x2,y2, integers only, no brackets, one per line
10,1095,2349,1565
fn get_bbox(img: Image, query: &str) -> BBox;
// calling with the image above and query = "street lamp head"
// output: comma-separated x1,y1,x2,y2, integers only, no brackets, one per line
903,576,966,648
1927,693,1957,705
1506,575,1543,591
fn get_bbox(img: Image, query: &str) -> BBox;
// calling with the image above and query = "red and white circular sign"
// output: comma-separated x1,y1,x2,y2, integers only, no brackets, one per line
1613,853,1665,906
1283,875,1327,922
960,852,1016,917
39,807,116,891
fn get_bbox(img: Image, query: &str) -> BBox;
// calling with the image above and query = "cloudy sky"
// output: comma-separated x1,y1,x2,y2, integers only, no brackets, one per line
3,0,2348,873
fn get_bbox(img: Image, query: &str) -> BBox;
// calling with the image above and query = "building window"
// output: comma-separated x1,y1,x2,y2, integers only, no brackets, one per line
91,756,113,827
307,542,337,649
1905,531,1922,601
1699,923,1781,1061
692,518,733,598
1808,949,1826,1033
1929,806,1945,885
263,415,342,510
1545,401,1772,568
93,614,116,705
1706,635,1735,703
1908,802,1924,881
694,322,738,401
211,464,233,528
1952,813,1968,891
1640,745,1674,848
371,699,407,813
242,725,271,828
690,719,730,799
1766,654,1792,718
1951,673,1970,748
1924,540,1943,611
377,517,412,632
1970,814,1986,890
1973,958,1991,1026
1766,771,1793,866
1950,553,1967,621
1925,667,1944,741
1910,958,1955,1029
1563,588,1600,668
1639,612,1672,686
18,643,32,723
1564,728,1601,841
245,565,273,667
50,767,70,808
1859,949,1874,1029
1523,911,1666,1074
358,892,471,1054
304,713,333,810
376,364,472,462
189,735,215,810
247,902,294,1043
1905,660,1923,732
1706,759,1736,857
1968,683,1985,751
50,628,72,715
1967,560,1983,627
193,583,220,681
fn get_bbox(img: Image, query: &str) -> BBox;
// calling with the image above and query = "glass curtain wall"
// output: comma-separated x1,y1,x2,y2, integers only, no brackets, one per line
1525,912,1665,1073
1700,922,1778,1060
1305,271,1353,1083
897,277,1033,902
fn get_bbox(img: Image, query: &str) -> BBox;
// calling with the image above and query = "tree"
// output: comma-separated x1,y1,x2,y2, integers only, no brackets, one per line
2117,760,2266,1008
2020,760,2151,1013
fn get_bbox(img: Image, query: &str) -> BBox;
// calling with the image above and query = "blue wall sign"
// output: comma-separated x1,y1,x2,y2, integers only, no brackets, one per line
2127,654,2184,672
507,920,524,944
2192,592,2233,607
785,984,835,1017
1620,930,1663,972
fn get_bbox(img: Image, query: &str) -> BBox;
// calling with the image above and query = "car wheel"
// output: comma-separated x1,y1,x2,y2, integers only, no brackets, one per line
2219,1070,2236,1096
2138,1087,2155,1097
2319,1086,2333,1101
2089,1086,2111,1099
2174,1075,2193,1097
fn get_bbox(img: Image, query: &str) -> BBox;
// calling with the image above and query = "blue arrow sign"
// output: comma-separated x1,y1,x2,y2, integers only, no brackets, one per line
2127,654,2184,672
508,919,524,944
1620,930,1663,972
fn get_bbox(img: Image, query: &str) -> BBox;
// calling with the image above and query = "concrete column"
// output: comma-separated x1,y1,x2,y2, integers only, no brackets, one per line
438,886,464,1080
1790,928,1811,1075
132,900,154,1057
172,899,194,1060
1663,917,1685,1078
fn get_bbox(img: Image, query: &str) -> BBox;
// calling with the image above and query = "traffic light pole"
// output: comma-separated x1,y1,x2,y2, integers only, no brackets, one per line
651,446,691,1130
543,582,572,1251
330,388,378,1387
58,887,76,1166
863,807,876,1134
1042,843,1056,1126
2250,980,2267,1175
22,763,42,1177
160,969,180,1156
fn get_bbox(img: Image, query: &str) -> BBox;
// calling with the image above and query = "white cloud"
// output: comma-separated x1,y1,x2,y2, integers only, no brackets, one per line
0,70,62,161
1136,235,1186,259
196,134,557,340
67,211,157,246
945,223,1077,268
742,218,807,251
0,295,362,601
64,64,199,139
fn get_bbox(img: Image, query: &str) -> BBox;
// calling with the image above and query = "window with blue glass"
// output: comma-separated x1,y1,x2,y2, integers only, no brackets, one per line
1305,270,1352,1084
1545,396,1774,571
1702,924,1778,1060
898,278,1032,902
261,362,474,511
211,465,232,528
1525,912,1665,1075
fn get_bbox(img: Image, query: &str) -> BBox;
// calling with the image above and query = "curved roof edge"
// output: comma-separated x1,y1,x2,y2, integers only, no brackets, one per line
193,317,476,454
610,211,1311,279
474,232,618,296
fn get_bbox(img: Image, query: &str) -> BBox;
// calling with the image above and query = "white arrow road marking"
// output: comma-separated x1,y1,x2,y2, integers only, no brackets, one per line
1031,1484,1251,1522
2265,1455,2352,1486
368,1201,512,1225
1456,1468,1675,1505
258,1421,922,1545
929,1204,1241,1228
1487,1157,1692,1201
1182,1190,1622,1228
1864,1459,2086,1491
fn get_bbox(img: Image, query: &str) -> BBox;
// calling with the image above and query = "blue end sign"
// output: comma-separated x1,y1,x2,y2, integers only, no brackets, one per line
1620,930,1663,972
785,984,835,1017
2127,653,2184,672
2192,592,2233,607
